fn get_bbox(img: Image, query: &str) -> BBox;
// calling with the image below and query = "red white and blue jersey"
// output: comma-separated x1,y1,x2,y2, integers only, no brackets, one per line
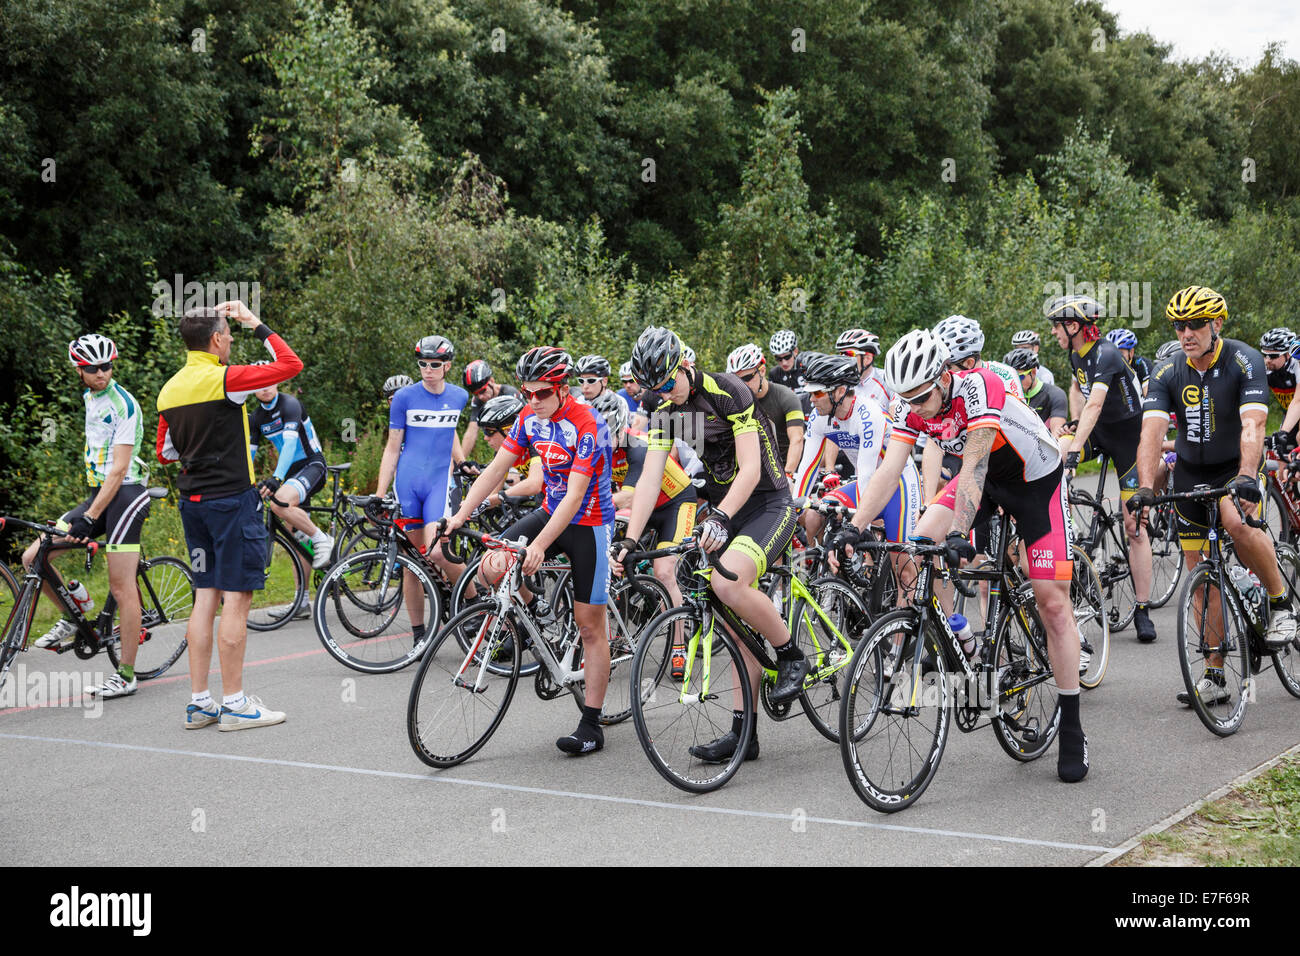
502,397,615,527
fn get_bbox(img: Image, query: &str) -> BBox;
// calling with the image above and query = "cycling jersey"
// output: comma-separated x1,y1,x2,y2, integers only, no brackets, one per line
793,393,893,496
1266,346,1300,410
1069,339,1144,423
755,380,806,465
855,366,894,413
248,393,325,482
157,326,303,500
1130,354,1153,389
1036,363,1057,387
616,387,640,414
890,368,1060,483
389,381,470,525
501,395,615,526
1143,338,1270,470
1024,379,1068,425
768,358,805,393
614,434,695,508
983,359,1025,401
646,370,788,507
83,381,145,487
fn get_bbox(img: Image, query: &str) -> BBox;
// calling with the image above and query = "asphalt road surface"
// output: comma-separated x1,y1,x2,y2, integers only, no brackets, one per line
5,511,1299,866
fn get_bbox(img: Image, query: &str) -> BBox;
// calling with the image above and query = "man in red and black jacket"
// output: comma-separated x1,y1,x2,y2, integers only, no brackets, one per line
157,301,303,732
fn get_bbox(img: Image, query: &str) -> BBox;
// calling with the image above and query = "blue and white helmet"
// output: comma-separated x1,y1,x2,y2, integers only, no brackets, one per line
1106,328,1137,350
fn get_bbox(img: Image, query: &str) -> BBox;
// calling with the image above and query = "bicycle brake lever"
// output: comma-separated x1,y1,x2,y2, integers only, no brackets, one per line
85,541,98,572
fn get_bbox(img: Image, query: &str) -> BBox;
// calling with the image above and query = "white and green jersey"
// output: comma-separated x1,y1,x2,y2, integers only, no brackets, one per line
83,381,145,487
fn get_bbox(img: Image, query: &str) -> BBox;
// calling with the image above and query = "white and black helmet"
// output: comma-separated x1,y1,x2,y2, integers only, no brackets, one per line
590,388,629,439
933,315,984,363
383,374,413,396
726,343,766,373
619,361,634,380
835,328,878,355
575,354,611,377
68,333,118,367
1154,340,1183,362
681,344,696,365
769,330,797,355
800,352,861,391
885,329,950,395
1259,328,1296,354
1011,329,1040,348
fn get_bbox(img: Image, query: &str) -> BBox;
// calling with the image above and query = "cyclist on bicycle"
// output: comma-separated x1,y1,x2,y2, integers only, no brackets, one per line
836,328,893,413
1106,328,1152,396
615,326,808,763
1011,329,1057,387
843,328,1090,783
1050,295,1158,643
1005,348,1068,435
26,335,151,700
726,342,806,477
444,346,617,756
382,375,413,408
375,335,471,640
1129,286,1298,704
458,360,520,458
248,374,335,569
1260,328,1300,450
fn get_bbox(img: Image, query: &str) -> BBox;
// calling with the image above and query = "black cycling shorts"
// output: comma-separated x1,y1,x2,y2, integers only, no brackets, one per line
1079,415,1142,500
284,459,327,504
500,508,612,605
58,484,152,554
647,492,698,550
721,489,799,578
1171,461,1265,553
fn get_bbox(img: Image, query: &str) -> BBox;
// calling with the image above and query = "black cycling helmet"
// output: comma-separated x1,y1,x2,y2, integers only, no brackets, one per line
515,346,574,385
415,335,455,361
464,359,493,391
799,352,860,391
478,393,526,431
629,326,684,390
575,354,611,377
1003,348,1039,372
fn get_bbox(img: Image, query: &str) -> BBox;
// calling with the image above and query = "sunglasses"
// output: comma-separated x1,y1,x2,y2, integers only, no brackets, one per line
1264,352,1287,361
577,376,602,385
1171,319,1211,332
81,363,113,374
806,387,829,400
474,384,494,397
650,372,679,395
774,353,795,362
417,359,449,369
482,426,504,439
736,370,760,383
621,378,636,384
521,385,556,402
899,380,940,409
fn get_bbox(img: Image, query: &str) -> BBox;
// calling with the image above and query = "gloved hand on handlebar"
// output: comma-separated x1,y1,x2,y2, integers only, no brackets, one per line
1270,429,1297,455
66,513,96,541
697,510,731,553
944,531,975,569
1126,486,1156,515
1226,474,1262,504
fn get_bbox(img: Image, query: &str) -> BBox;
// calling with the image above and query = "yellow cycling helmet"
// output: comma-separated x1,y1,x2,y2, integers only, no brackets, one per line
1166,286,1227,323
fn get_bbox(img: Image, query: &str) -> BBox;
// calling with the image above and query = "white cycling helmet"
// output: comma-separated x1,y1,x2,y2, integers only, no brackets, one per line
769,330,797,355
383,374,413,397
590,388,629,440
681,344,696,365
835,328,878,355
885,329,950,395
68,333,118,367
1011,329,1040,348
618,360,634,380
933,315,984,362
726,343,766,373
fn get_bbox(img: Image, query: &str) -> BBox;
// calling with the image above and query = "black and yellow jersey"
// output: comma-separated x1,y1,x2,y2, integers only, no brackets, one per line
156,326,303,500
1143,338,1270,470
646,369,787,506
1069,338,1144,423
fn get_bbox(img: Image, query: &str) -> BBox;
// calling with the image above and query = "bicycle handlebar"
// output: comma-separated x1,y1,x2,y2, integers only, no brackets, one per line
1152,485,1266,529
618,531,739,581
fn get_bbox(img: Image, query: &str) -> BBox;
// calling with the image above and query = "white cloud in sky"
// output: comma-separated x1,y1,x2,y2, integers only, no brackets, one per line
1107,0,1297,65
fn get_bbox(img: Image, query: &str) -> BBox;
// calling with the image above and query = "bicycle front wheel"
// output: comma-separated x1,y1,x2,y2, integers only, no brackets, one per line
630,605,754,793
839,609,948,813
990,600,1061,761
1147,502,1184,609
314,548,440,673
602,573,672,725
1272,544,1300,698
407,601,521,767
794,576,871,742
1176,563,1251,736
246,532,307,631
1072,546,1110,689
106,556,194,680
0,562,18,637
1097,524,1136,631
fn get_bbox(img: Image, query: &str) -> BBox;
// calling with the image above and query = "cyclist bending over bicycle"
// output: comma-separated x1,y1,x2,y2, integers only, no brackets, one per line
614,327,808,764
25,335,152,700
1128,286,1299,705
843,328,1090,783
443,346,618,756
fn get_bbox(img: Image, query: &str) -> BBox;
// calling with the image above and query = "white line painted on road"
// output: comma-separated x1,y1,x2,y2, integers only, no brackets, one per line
0,732,1110,853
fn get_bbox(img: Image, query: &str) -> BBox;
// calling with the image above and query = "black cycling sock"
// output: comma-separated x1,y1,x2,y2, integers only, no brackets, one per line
411,620,424,638
556,706,604,755
1058,688,1081,731
775,639,803,662
580,704,601,728
1057,690,1087,781
1271,594,1289,610
1135,602,1149,613
731,710,745,736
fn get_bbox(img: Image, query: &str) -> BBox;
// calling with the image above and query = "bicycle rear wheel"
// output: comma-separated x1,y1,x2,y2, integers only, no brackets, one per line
1272,543,1300,698
106,556,193,680
839,609,948,813
1,584,37,693
1176,563,1251,736
1072,546,1110,689
630,605,754,793
794,577,871,742
1266,483,1294,545
314,548,440,673
990,600,1061,761
601,573,672,725
407,601,521,767
1097,524,1136,631
1147,501,1184,609
0,562,18,637
246,532,307,631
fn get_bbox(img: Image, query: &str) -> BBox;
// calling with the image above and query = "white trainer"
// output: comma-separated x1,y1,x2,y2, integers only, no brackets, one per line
218,695,286,731
87,671,137,699
311,535,335,570
34,619,77,649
